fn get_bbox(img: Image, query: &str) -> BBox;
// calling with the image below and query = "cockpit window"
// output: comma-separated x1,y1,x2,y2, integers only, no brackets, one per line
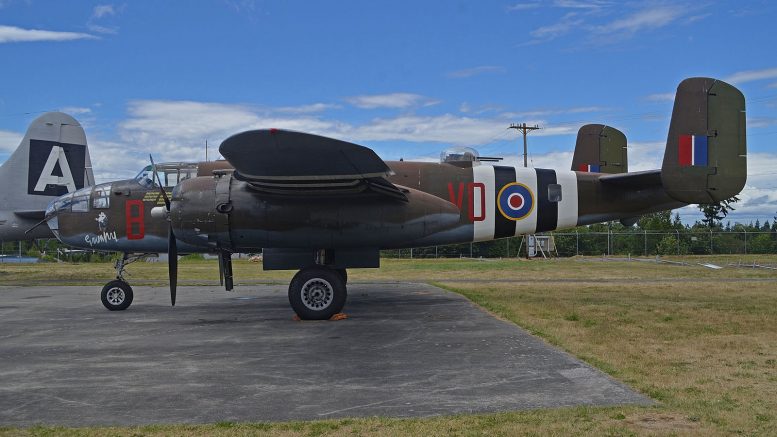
49,192,74,215
92,184,111,209
134,163,199,188
135,165,157,189
70,187,91,213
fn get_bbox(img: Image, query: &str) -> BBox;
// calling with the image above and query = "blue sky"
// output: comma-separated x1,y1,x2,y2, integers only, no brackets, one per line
1,0,776,223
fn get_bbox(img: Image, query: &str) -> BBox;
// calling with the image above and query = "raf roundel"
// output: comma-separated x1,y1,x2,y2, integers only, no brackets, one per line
497,182,534,221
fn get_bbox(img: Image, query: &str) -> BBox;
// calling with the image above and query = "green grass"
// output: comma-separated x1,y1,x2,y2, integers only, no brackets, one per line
1,256,776,436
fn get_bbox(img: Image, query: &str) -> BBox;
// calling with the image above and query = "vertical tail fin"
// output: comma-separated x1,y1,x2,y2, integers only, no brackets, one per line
571,124,627,174
0,112,93,213
661,78,746,204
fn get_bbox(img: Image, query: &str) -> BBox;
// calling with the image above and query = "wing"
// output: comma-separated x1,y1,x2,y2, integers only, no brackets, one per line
219,129,407,201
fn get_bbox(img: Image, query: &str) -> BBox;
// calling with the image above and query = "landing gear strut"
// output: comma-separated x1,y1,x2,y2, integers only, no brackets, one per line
288,266,347,320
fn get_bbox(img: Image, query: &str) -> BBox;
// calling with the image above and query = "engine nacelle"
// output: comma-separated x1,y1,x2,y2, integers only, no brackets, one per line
170,174,463,251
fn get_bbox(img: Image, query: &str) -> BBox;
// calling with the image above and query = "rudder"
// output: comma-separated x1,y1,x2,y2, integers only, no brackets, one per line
661,78,746,204
571,124,627,174
0,112,93,213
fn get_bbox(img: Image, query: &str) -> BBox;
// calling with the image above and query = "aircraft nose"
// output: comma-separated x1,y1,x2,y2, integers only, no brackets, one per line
45,200,57,217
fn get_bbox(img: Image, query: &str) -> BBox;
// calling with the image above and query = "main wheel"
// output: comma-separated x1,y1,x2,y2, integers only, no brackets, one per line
336,268,348,284
288,267,347,320
101,280,134,311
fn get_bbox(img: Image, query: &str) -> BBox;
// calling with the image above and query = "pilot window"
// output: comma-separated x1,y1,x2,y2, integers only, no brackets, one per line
163,169,195,187
92,185,111,209
548,184,562,202
134,165,157,188
70,187,91,212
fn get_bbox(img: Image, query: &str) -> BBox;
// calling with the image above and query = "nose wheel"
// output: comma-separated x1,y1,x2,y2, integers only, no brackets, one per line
288,267,347,320
101,280,134,311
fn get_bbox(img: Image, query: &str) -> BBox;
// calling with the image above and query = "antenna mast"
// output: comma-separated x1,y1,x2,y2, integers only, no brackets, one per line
508,123,541,167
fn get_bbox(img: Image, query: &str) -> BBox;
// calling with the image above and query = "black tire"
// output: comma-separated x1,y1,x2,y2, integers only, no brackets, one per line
288,267,346,320
101,280,134,311
336,268,348,284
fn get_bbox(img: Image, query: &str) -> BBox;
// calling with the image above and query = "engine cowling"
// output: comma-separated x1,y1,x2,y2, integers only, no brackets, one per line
170,173,463,251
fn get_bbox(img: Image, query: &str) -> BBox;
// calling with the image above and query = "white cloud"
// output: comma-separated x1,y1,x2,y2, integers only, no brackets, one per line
0,25,95,43
276,103,341,114
530,13,583,40
345,93,439,109
447,66,506,79
521,3,702,46
646,92,675,102
503,106,608,118
592,5,685,36
343,114,510,145
748,117,777,129
92,5,116,19
509,1,609,11
87,24,118,35
553,0,610,9
0,130,22,152
508,2,542,11
724,67,777,85
58,106,92,115
624,141,665,172
458,102,504,115
88,139,149,183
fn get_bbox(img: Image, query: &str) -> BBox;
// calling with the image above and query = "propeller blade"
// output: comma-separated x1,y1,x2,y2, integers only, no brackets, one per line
168,226,178,306
149,154,171,209
218,252,225,287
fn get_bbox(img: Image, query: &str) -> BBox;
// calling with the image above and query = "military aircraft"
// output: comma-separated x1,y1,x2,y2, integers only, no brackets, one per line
43,78,746,320
0,112,94,242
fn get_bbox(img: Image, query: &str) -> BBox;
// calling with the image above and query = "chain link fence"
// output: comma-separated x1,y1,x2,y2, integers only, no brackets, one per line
381,230,777,258
4,231,776,262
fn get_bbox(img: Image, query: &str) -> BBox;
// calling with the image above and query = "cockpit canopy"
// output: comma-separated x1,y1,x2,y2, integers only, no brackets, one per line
134,162,200,188
440,146,481,168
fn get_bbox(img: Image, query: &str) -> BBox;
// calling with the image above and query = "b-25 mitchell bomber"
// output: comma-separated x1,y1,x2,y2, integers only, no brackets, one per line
43,78,746,320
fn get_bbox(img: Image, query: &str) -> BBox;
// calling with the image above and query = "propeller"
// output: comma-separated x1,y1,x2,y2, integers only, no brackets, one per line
150,155,177,306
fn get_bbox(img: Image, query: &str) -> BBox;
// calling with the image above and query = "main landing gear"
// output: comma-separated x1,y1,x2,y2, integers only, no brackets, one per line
97,252,349,320
288,266,348,320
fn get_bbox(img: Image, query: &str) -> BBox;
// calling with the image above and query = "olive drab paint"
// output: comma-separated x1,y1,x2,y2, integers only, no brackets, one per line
46,78,746,266
40,78,748,316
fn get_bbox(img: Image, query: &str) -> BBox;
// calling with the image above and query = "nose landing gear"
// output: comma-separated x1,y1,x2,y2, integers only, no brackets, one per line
101,279,133,311
99,253,151,311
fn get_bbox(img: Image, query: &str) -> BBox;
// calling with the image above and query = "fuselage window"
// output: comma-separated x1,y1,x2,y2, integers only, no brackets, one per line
548,184,562,202
92,184,111,209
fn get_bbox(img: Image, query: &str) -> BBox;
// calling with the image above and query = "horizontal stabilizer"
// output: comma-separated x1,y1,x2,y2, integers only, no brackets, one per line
13,210,46,220
599,170,662,188
220,129,392,181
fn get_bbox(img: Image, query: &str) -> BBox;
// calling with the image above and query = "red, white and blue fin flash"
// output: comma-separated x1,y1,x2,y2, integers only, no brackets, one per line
577,163,600,172
678,135,708,167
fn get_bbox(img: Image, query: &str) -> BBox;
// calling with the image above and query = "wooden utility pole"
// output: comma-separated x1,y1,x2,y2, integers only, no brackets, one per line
508,123,541,259
508,123,541,167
